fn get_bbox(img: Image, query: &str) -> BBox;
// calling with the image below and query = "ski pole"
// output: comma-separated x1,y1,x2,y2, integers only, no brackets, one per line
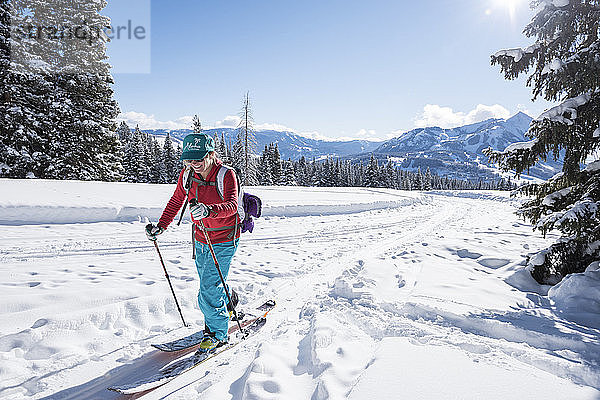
177,198,189,226
177,166,194,226
149,233,189,327
190,201,246,337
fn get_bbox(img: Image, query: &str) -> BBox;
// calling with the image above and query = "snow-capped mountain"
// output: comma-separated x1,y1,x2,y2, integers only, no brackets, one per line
378,112,533,155
366,112,561,181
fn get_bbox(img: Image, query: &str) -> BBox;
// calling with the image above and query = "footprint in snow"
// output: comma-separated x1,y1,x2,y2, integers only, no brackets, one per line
31,318,48,329
456,249,482,259
477,258,510,269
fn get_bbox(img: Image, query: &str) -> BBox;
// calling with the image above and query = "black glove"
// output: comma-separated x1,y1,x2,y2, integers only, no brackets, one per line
145,223,165,241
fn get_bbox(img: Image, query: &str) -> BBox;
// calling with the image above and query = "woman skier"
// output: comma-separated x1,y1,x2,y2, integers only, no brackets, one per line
145,133,240,350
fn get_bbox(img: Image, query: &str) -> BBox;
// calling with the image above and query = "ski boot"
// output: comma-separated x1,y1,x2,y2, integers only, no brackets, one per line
197,333,227,353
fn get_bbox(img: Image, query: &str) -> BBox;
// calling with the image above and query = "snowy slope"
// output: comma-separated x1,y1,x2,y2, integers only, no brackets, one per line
378,112,533,155
373,112,562,181
0,180,598,399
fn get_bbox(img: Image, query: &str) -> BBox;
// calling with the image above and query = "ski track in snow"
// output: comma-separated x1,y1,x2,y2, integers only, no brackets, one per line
0,187,599,399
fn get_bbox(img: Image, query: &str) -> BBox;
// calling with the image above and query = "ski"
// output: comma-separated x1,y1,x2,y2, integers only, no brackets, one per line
152,300,275,352
108,300,275,395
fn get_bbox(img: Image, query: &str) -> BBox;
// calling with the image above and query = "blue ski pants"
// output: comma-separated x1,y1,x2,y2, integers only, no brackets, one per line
194,239,238,341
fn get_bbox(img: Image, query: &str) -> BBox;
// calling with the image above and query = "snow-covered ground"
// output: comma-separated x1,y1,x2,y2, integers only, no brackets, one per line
0,179,599,399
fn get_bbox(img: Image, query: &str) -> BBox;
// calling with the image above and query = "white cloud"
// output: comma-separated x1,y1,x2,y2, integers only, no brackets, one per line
327,129,385,142
414,104,512,129
356,129,377,137
255,122,297,132
295,130,335,141
294,129,384,142
117,111,194,130
215,115,241,128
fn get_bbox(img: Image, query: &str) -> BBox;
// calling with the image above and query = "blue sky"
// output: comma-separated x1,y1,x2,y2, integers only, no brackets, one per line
107,0,553,140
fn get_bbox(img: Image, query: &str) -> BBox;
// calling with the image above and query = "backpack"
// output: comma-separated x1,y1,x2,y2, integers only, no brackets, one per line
213,165,262,233
181,165,262,233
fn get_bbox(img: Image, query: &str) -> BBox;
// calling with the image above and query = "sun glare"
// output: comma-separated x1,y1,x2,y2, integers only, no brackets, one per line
491,0,524,21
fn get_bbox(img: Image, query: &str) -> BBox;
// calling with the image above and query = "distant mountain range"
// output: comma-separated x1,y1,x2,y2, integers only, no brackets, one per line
141,128,382,161
140,112,562,182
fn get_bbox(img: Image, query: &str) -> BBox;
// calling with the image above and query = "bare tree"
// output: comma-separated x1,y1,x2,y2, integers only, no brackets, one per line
192,115,203,133
235,92,258,185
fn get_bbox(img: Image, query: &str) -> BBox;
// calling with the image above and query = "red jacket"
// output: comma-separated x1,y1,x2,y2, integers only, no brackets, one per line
158,159,240,244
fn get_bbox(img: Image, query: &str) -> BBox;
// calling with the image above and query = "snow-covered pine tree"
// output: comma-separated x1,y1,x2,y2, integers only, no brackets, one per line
142,131,154,180
2,0,121,180
394,168,403,189
116,121,131,142
236,92,258,185
423,167,433,190
402,170,412,190
413,168,424,190
148,136,162,184
257,144,273,185
327,158,338,186
338,160,347,187
485,0,600,284
269,143,282,185
192,115,202,133
131,126,149,182
313,161,321,187
51,1,121,181
173,142,183,182
1,2,54,178
333,159,343,187
384,160,395,189
432,174,442,190
355,161,364,187
346,160,357,187
325,159,334,187
162,133,175,183
282,158,297,186
310,161,321,187
215,132,227,164
339,160,348,187
363,154,380,187
212,132,219,150
319,158,332,187
296,156,308,186
120,127,135,182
